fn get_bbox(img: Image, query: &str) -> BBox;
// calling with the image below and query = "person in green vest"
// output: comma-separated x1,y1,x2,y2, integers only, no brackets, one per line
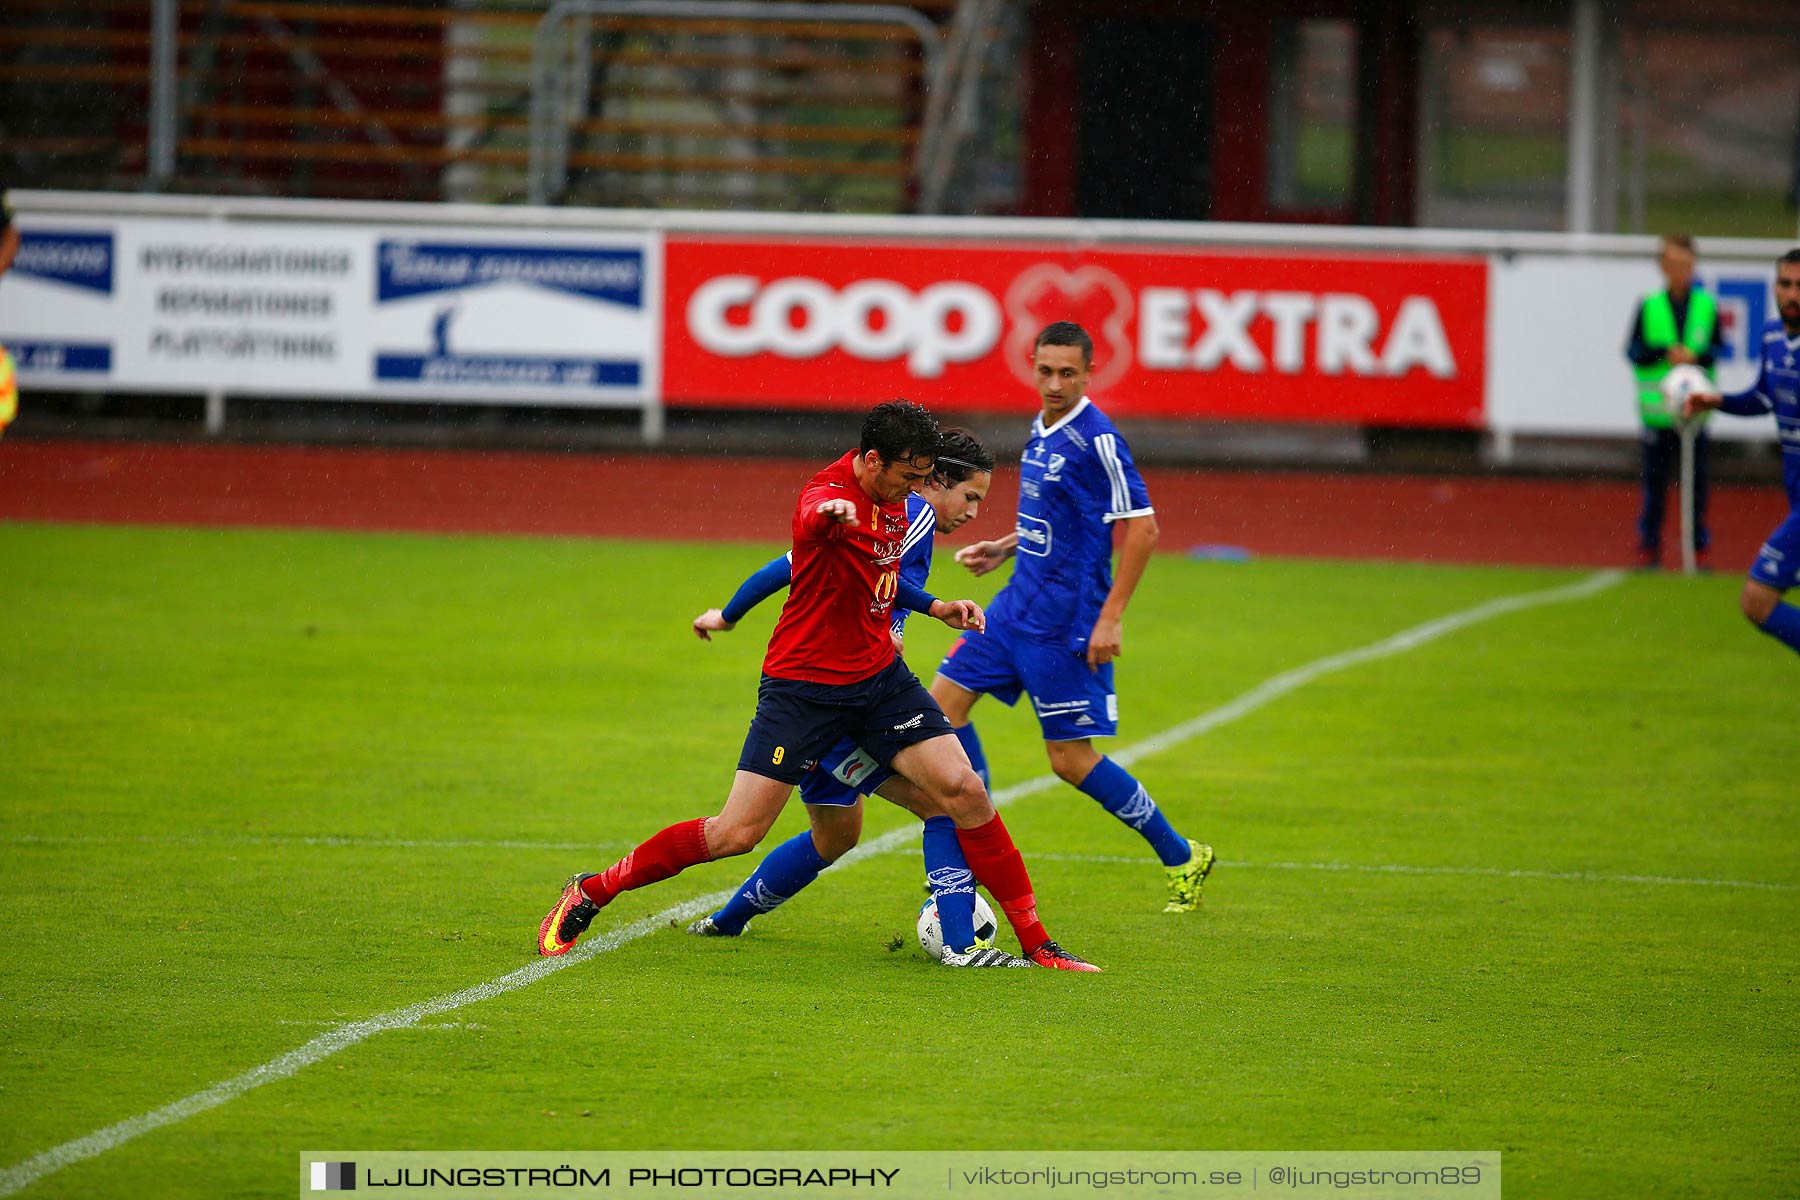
1625,234,1723,568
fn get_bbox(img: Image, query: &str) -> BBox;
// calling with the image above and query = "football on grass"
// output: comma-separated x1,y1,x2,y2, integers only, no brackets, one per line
917,893,999,959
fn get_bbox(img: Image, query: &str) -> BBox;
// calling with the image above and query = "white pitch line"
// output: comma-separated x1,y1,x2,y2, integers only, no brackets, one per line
0,891,723,1199
1110,568,1626,771
1025,853,1796,892
0,569,1622,1197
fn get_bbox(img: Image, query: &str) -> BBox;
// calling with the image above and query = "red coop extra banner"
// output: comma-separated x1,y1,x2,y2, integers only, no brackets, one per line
663,237,1488,427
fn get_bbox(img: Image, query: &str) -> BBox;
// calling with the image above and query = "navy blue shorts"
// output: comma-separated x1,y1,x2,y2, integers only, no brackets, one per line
937,624,1117,741
737,657,953,786
1749,510,1800,591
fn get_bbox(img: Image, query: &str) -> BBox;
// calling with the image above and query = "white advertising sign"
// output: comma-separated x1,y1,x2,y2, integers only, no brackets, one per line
0,216,659,407
1488,252,1782,442
117,220,366,393
0,221,118,383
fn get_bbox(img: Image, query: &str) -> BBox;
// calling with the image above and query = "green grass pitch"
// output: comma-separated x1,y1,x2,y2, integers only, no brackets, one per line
1,522,1794,1198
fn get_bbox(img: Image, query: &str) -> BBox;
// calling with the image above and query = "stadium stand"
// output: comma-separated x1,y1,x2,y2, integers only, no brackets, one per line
0,0,952,211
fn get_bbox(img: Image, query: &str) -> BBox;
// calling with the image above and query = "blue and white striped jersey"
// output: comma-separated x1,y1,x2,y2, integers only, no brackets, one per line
891,491,938,641
989,396,1153,642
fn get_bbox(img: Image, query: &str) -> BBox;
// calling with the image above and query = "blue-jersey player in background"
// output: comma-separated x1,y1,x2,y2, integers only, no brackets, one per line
1685,247,1800,659
687,431,1030,965
935,322,1215,912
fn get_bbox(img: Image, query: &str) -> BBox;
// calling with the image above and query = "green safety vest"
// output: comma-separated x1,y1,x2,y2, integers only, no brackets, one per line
1633,288,1717,429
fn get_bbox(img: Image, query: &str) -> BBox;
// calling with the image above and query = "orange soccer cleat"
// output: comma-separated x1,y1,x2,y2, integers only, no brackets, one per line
537,874,601,957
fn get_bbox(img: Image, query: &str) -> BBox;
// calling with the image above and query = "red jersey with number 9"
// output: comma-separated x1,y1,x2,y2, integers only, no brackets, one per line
763,451,911,684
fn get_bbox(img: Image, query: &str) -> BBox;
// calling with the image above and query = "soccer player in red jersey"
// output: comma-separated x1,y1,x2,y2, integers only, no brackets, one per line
538,401,1099,970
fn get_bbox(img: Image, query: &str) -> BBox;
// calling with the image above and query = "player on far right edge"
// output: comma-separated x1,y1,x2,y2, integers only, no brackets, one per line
1684,247,1800,660
935,321,1215,911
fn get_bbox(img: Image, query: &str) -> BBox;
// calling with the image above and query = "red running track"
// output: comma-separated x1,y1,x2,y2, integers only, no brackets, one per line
0,438,1789,570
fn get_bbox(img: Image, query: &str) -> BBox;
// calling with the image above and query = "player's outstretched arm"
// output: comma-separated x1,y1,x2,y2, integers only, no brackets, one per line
954,532,1018,576
1684,392,1722,419
1087,515,1159,670
692,609,736,641
929,598,986,634
696,554,794,640
1686,382,1772,420
694,557,795,644
815,498,860,526
793,491,863,538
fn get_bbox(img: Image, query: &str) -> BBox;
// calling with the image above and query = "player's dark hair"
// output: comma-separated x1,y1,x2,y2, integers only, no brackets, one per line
1661,234,1696,254
1033,321,1094,366
932,428,995,485
1779,247,1800,269
860,399,941,467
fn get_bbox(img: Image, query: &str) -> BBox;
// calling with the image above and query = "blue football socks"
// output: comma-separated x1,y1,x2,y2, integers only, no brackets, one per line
922,815,979,953
709,830,830,935
952,723,990,791
1077,756,1192,867
1759,602,1800,657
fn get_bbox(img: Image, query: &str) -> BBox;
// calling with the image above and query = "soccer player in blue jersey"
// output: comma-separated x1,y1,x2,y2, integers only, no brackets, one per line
539,404,1098,971
935,322,1215,912
684,430,1028,966
1684,248,1800,659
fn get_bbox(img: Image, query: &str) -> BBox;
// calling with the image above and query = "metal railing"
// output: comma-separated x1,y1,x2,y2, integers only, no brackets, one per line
913,0,1004,214
526,0,942,208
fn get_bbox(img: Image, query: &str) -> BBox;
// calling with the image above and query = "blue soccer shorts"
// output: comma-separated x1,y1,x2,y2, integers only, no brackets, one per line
936,626,1118,742
1749,510,1800,592
797,738,894,807
737,657,953,785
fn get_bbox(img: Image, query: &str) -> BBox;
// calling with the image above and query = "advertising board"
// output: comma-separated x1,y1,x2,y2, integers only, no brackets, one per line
0,216,659,407
663,238,1489,427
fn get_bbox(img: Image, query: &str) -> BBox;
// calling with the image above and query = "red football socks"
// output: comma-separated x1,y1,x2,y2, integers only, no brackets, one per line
581,817,712,906
955,812,1050,955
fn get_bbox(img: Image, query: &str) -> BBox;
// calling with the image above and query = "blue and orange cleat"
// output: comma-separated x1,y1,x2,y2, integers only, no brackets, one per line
537,873,600,957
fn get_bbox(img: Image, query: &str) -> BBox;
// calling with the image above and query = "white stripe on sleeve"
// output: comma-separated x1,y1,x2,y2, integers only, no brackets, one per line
1096,433,1132,516
901,506,935,558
